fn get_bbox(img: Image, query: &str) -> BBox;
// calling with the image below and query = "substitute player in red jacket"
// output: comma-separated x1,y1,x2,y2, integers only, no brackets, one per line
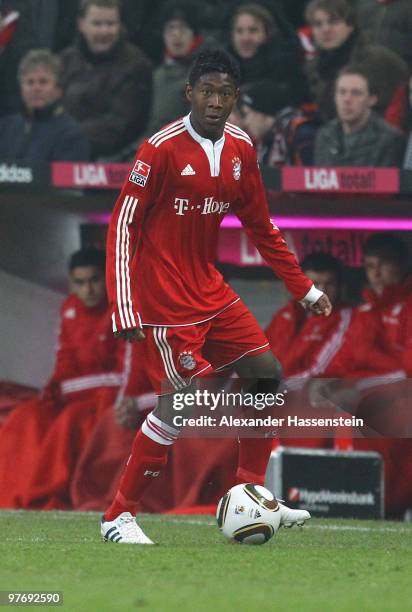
268,253,352,379
102,50,332,544
0,248,124,508
267,252,352,448
318,234,412,517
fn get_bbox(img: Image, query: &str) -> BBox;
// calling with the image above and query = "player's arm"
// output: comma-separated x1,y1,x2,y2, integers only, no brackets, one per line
233,147,331,316
106,140,164,340
42,303,76,403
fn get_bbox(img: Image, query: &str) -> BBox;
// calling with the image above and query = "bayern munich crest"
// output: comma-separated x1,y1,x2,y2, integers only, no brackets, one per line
178,351,196,371
232,157,242,181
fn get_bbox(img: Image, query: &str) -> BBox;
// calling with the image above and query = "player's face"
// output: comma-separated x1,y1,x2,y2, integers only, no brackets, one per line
364,256,403,296
186,72,239,140
163,18,194,58
70,265,106,308
305,270,339,306
310,10,353,50
78,5,121,55
20,66,62,111
232,13,267,59
335,74,375,127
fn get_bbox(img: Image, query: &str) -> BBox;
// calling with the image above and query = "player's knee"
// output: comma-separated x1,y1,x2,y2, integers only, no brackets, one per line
259,357,283,382
243,358,283,397
246,356,283,383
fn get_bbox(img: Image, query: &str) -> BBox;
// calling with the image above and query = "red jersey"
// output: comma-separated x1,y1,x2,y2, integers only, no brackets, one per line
266,300,307,360
267,301,353,377
45,294,124,403
106,115,314,329
325,279,412,378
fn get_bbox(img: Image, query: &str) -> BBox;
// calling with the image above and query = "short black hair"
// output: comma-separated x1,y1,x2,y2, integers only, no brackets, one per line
363,233,408,266
301,252,344,283
188,49,240,87
69,247,106,272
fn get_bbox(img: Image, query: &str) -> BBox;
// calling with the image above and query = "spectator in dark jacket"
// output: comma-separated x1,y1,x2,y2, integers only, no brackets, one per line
314,65,405,166
305,0,408,121
240,80,318,166
0,48,89,161
226,2,310,106
60,0,152,160
356,0,412,68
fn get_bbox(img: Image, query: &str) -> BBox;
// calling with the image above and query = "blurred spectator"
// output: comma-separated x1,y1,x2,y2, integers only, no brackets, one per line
0,49,89,161
120,0,212,66
226,2,310,105
314,66,405,166
0,248,125,509
60,0,152,161
240,80,318,166
403,75,412,169
146,0,209,136
356,0,412,68
305,0,408,121
0,2,40,116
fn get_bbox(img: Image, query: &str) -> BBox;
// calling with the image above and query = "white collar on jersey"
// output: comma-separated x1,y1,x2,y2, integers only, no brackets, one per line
183,113,225,177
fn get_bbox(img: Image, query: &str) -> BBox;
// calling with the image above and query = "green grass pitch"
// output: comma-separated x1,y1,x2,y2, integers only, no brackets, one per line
1,510,411,612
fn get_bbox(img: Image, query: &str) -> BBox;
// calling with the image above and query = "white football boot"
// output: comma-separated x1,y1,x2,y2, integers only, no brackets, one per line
101,512,154,544
278,502,311,528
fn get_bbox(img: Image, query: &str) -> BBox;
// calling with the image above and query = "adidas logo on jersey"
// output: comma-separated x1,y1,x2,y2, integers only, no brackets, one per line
181,164,196,176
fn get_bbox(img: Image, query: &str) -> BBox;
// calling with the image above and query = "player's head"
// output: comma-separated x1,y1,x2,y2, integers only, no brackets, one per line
186,49,240,140
69,247,106,308
362,233,408,295
301,252,344,306
18,49,63,113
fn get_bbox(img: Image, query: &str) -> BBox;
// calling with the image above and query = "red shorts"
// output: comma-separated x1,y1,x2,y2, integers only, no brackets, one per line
142,299,270,395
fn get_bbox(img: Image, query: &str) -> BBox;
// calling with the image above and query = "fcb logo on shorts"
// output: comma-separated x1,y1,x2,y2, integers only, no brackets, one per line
178,351,196,371
232,157,241,181
129,159,151,187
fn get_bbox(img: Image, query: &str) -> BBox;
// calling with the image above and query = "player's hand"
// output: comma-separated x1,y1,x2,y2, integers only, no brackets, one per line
114,328,146,342
301,293,332,317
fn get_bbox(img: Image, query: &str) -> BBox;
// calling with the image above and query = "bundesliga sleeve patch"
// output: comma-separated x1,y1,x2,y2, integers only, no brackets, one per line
129,160,151,187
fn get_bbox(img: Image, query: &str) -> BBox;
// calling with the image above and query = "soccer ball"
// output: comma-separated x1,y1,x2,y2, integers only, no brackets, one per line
216,483,281,545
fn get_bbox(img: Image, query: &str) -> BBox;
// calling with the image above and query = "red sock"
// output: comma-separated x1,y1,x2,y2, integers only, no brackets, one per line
236,437,274,486
104,413,178,520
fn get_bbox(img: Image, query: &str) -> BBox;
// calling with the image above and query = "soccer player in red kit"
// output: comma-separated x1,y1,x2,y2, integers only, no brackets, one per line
102,50,332,543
